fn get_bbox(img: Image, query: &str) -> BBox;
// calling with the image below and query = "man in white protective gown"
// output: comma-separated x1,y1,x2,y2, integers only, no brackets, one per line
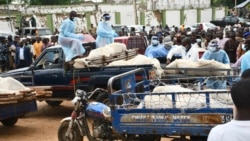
96,13,118,48
58,11,85,62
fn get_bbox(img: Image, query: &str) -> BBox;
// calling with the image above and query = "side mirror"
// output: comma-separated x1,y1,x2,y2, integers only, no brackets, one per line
29,65,35,72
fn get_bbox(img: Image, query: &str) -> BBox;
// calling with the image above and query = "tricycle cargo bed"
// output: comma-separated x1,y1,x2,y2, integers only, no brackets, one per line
0,100,37,124
108,68,233,137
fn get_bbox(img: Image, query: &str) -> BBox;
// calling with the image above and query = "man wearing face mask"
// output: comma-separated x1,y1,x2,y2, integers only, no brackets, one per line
202,39,230,64
240,39,250,74
146,36,173,63
166,37,199,64
96,13,117,48
201,39,230,89
58,11,85,62
144,36,162,57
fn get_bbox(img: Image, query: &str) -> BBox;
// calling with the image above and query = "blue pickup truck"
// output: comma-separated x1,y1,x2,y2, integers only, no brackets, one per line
0,45,155,106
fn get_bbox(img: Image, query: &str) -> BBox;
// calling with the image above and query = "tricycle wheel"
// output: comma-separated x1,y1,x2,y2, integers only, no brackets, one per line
45,100,63,106
1,117,18,126
139,135,161,141
190,136,207,141
58,121,83,141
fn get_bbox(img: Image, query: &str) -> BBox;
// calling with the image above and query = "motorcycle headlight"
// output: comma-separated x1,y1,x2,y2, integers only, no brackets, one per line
103,107,111,118
71,96,80,105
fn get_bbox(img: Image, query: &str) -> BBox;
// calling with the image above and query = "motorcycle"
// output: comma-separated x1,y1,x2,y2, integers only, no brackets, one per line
57,88,118,141
58,88,155,141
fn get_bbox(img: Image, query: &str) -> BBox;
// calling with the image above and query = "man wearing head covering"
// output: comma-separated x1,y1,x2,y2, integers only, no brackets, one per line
240,39,250,74
58,11,85,62
146,36,173,62
202,39,230,64
201,39,230,89
144,36,162,57
96,13,117,48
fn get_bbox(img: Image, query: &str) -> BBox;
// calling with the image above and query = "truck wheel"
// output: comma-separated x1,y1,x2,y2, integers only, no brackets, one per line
58,121,83,141
45,100,63,106
1,117,18,126
190,136,207,141
95,91,110,105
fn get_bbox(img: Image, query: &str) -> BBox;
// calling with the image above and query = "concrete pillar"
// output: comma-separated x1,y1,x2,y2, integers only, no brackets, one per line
115,12,121,24
212,7,216,20
180,8,185,25
162,10,166,26
46,14,54,32
197,8,201,23
85,12,91,31
140,11,145,25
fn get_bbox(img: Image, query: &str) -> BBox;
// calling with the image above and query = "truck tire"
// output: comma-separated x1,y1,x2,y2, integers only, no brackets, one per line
58,121,83,141
45,100,63,106
1,117,18,126
95,91,110,105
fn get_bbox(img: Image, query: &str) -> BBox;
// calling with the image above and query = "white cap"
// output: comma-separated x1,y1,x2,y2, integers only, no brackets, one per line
163,36,173,46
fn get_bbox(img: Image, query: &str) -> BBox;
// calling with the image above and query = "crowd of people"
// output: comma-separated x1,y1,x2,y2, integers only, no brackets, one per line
0,10,250,140
0,34,58,71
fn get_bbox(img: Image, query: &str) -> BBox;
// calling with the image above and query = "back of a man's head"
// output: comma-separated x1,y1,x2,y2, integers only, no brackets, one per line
231,79,250,110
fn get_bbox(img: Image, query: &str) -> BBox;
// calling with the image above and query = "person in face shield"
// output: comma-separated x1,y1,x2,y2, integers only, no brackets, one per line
96,13,117,48
144,36,161,57
146,36,173,62
58,11,85,62
240,39,250,74
201,39,230,64
201,39,230,89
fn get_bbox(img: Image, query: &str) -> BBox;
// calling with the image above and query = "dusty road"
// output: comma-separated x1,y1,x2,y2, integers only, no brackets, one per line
0,101,177,141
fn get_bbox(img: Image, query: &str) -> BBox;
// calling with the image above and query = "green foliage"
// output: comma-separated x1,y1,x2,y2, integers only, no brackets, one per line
212,0,247,8
30,0,72,5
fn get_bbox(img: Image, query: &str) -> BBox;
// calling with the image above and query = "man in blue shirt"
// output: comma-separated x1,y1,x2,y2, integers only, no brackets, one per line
144,36,162,57
201,39,230,89
146,36,173,63
58,11,85,62
240,39,250,74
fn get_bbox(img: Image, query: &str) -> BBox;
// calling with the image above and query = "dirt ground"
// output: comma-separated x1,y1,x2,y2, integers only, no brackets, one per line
0,101,176,141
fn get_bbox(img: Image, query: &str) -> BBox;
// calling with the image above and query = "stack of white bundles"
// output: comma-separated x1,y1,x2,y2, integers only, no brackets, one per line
200,89,233,108
165,59,231,76
0,77,31,95
144,85,198,109
74,43,127,68
108,54,164,77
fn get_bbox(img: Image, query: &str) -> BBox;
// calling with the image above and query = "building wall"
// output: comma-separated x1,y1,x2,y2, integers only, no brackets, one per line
0,4,226,33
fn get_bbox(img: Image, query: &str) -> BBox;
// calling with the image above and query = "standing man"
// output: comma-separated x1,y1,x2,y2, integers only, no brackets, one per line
96,13,117,48
33,36,43,59
240,39,250,74
207,79,250,141
58,10,85,62
201,40,230,89
15,40,32,68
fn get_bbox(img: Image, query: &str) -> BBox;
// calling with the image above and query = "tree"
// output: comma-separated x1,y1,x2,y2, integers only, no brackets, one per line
30,0,71,5
212,0,246,8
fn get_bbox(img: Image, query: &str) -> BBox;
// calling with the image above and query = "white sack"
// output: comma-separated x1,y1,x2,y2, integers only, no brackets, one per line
74,43,127,68
108,54,164,77
0,77,31,95
165,59,231,76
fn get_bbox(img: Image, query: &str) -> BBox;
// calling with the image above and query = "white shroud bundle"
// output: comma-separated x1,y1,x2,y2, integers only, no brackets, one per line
165,59,231,76
73,43,128,68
